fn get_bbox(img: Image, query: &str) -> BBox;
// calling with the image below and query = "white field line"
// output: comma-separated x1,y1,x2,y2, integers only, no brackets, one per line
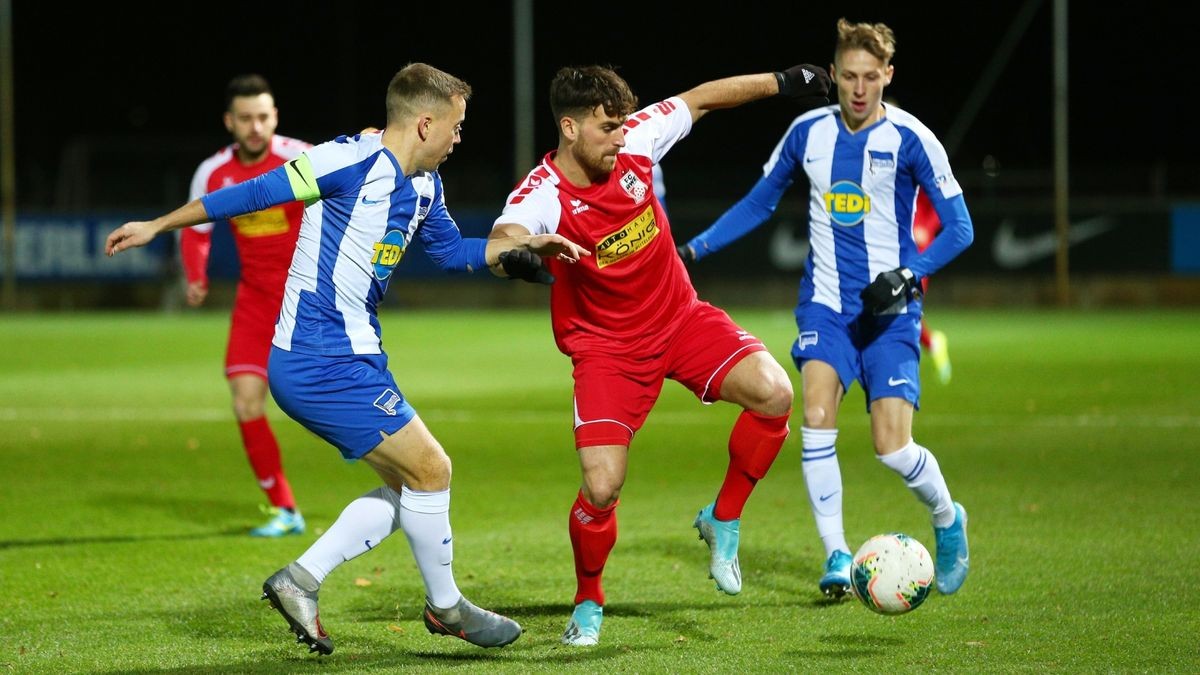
0,408,1198,428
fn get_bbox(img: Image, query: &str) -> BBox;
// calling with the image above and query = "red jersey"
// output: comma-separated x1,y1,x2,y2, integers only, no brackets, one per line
181,135,310,294
912,189,943,254
497,97,698,356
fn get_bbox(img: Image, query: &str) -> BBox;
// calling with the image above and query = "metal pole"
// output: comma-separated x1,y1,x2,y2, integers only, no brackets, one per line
1053,0,1070,306
512,0,535,183
0,0,17,310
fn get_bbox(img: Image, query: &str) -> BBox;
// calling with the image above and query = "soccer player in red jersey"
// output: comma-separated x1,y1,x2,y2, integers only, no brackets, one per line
912,189,952,384
491,64,831,646
180,74,311,537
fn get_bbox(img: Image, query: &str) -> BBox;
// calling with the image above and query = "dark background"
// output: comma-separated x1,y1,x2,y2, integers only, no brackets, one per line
9,1,1190,214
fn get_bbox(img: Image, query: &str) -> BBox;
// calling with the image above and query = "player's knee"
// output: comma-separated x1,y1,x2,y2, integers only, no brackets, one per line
803,404,830,427
232,397,265,421
583,476,622,509
742,360,794,417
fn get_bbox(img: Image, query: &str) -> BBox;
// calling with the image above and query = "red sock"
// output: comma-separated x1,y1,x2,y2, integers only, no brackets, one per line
919,319,932,350
238,417,295,510
568,491,618,606
714,411,790,521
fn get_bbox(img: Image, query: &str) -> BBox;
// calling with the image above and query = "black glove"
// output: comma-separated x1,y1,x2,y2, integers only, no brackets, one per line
676,243,696,265
860,267,919,314
498,249,555,285
775,64,832,110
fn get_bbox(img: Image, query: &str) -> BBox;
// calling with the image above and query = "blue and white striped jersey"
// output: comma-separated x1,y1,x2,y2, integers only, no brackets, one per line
201,131,486,356
687,103,973,316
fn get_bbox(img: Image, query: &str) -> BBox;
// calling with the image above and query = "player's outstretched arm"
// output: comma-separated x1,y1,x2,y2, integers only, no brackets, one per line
486,223,590,283
678,64,830,123
106,200,210,256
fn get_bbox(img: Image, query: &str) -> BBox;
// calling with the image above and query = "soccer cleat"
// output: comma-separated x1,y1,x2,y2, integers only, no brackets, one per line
818,549,853,598
929,330,952,385
261,563,332,655
250,506,306,538
561,600,603,647
934,502,970,594
423,595,522,648
693,502,742,595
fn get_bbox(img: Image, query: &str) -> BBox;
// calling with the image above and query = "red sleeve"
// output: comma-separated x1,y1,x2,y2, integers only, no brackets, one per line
179,227,212,285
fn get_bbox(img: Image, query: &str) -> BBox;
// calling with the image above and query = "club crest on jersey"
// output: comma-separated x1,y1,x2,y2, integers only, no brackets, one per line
798,331,819,350
618,170,648,203
418,195,432,219
371,229,407,280
596,204,657,268
374,389,402,416
824,180,871,227
868,150,895,172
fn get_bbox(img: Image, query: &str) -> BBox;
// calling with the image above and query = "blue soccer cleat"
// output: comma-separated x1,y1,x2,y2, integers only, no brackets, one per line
561,600,603,646
934,502,969,594
251,506,306,538
693,502,742,595
819,549,853,598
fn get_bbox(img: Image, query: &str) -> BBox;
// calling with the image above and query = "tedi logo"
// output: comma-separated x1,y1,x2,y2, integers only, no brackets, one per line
824,180,871,227
371,230,407,280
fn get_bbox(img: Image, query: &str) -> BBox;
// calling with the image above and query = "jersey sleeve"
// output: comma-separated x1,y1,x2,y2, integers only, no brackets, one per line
904,133,974,279
621,97,693,164
186,158,216,235
493,175,561,235
417,174,487,273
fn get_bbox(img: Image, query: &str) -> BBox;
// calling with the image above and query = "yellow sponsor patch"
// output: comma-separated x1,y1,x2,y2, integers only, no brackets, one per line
595,204,658,268
230,207,290,237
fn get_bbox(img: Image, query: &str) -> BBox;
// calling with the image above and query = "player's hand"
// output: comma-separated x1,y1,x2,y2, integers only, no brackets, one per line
775,64,831,110
105,221,159,256
185,281,208,307
526,233,590,263
860,267,919,314
676,244,696,264
499,249,555,284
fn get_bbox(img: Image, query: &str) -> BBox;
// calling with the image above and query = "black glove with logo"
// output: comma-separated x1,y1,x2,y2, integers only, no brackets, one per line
676,244,696,264
860,267,919,314
498,249,555,285
775,64,832,110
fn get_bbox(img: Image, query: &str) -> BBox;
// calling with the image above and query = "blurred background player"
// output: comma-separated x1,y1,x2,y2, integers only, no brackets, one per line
912,188,952,384
679,19,973,599
181,74,310,537
492,62,829,647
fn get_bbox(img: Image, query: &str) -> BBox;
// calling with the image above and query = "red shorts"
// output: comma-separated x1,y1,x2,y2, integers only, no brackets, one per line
570,302,766,448
225,282,283,380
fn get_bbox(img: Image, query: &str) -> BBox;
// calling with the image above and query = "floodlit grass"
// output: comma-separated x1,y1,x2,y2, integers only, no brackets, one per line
1,308,1197,672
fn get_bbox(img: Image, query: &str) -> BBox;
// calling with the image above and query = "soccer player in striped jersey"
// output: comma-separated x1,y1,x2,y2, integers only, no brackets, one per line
680,19,973,599
492,62,830,646
107,63,587,655
181,74,311,538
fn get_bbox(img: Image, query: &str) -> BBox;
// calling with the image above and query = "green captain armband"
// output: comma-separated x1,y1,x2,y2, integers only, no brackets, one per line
284,155,321,203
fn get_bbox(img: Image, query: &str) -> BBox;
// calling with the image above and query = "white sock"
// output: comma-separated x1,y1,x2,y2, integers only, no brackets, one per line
877,439,955,528
296,486,403,585
802,427,849,557
399,486,461,609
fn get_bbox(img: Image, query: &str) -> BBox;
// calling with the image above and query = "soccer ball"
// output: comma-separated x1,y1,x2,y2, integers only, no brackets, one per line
850,533,935,615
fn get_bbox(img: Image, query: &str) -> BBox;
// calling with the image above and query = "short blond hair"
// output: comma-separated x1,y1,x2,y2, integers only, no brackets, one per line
835,18,896,65
386,63,472,123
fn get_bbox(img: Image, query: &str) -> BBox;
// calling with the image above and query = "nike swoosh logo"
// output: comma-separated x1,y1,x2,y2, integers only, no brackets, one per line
805,156,825,164
818,491,838,502
364,539,374,550
442,537,452,545
992,216,1116,269
888,377,908,386
361,195,385,205
890,285,904,296
957,555,970,568
287,159,310,187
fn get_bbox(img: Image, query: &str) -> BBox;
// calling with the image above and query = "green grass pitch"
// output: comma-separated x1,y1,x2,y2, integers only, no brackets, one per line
1,308,1197,672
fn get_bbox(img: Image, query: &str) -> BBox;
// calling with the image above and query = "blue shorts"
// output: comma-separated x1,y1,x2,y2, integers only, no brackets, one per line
268,347,416,459
790,303,922,411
